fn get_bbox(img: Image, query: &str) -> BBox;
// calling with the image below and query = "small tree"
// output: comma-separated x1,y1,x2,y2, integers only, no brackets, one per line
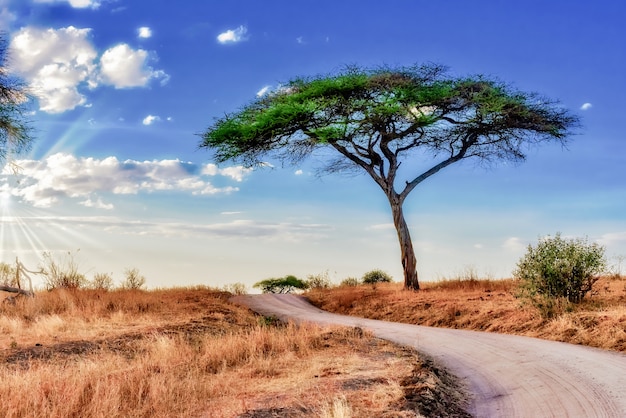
120,268,146,290
253,275,309,294
514,233,606,304
200,63,579,290
362,269,393,285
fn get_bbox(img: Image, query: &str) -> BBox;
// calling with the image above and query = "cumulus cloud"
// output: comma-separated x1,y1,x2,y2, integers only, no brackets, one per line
100,43,169,88
34,0,101,9
142,114,161,125
217,25,248,44
1,153,252,208
9,27,169,113
137,27,152,39
294,169,303,175
580,102,593,110
202,164,252,182
9,26,98,113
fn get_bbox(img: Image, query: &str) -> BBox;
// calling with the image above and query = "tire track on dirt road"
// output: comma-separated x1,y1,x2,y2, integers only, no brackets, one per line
232,294,626,417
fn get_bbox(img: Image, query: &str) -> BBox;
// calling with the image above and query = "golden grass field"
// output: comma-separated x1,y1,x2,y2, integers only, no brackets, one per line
0,275,624,417
0,287,467,418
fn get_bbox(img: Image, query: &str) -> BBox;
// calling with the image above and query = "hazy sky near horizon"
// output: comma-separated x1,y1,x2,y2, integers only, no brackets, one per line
1,0,625,289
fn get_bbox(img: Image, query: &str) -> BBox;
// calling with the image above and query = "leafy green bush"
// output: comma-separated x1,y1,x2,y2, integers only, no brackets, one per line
253,275,309,294
361,269,393,285
514,233,606,304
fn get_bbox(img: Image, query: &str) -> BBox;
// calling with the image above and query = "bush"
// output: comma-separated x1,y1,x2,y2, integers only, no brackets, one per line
340,277,360,287
0,262,17,287
223,282,247,295
91,273,114,291
120,268,146,290
306,271,332,289
253,275,309,294
514,233,606,304
41,250,87,290
361,269,393,285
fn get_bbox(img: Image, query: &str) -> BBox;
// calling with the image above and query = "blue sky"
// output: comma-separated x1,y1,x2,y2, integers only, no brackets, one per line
1,0,625,288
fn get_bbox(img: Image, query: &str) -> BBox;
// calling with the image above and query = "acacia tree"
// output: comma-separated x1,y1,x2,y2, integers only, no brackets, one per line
0,33,33,164
200,64,578,290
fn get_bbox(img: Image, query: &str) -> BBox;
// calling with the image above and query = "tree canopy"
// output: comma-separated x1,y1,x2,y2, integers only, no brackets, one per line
201,63,579,290
253,275,309,294
0,34,33,165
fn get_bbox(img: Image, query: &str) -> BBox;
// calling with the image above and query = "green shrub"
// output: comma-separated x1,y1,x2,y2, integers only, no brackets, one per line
514,233,606,304
361,269,393,285
253,275,309,294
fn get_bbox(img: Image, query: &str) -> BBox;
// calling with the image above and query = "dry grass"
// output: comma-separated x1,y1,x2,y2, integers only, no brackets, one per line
307,275,626,352
0,287,468,417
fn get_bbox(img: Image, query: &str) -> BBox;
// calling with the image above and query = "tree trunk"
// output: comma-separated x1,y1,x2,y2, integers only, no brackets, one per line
389,197,420,290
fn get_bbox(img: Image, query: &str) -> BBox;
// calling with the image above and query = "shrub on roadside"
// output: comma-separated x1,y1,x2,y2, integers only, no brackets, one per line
514,233,606,306
306,271,332,289
340,277,360,287
362,269,392,285
223,282,247,295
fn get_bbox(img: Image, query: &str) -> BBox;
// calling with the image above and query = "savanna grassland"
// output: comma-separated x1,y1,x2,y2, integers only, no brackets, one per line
0,287,466,418
307,275,626,353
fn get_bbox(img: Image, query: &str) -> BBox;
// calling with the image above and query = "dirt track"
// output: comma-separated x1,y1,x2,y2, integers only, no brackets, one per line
233,293,626,418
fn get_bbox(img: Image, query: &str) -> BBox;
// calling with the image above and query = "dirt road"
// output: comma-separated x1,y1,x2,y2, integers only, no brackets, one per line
233,293,626,417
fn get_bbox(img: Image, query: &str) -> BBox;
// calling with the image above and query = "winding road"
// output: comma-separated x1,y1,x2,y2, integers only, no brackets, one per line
232,294,626,417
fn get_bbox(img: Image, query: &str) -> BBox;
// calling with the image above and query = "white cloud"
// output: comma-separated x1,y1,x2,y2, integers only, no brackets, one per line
9,26,98,113
100,43,168,88
296,36,304,44
202,164,252,182
9,27,169,113
597,232,626,246
503,237,525,252
294,169,303,175
34,0,101,9
142,114,161,125
217,25,248,44
1,153,250,208
580,102,593,111
80,197,114,210
137,27,152,39
256,85,271,97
